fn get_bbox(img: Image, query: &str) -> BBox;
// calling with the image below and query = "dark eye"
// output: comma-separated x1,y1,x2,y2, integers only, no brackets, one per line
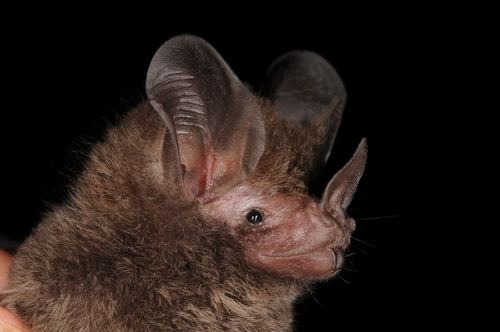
246,209,264,225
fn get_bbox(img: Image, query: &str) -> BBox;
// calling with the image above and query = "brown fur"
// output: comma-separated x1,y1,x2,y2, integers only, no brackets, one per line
251,100,336,192
0,103,310,331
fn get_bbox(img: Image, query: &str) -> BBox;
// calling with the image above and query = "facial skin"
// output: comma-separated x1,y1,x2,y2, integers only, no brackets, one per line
204,182,355,280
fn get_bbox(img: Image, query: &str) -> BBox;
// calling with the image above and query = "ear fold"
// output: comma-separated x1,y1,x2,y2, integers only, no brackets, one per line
266,51,346,178
321,139,367,217
146,35,265,201
156,113,192,200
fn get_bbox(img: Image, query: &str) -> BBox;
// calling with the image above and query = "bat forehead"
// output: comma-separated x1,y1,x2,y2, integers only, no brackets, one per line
209,182,310,212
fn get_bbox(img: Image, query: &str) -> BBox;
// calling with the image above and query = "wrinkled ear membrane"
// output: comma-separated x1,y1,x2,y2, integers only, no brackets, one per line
266,51,347,178
321,138,367,215
146,35,265,200
157,114,192,200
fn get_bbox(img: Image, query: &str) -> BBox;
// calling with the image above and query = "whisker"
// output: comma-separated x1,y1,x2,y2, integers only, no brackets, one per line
345,252,357,263
343,267,358,273
310,293,321,306
357,248,368,255
356,214,400,221
351,236,376,248
338,275,351,284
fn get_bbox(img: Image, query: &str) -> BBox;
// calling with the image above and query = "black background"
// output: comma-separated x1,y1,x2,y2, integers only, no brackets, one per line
1,14,401,331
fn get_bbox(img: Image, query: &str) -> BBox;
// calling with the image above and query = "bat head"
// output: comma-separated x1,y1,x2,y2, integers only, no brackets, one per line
146,35,367,280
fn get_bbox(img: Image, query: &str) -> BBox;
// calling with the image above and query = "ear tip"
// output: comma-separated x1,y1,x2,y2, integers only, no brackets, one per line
356,138,368,165
164,34,212,48
146,34,215,73
268,50,345,91
157,33,207,44
271,50,330,67
359,137,368,150
146,34,231,102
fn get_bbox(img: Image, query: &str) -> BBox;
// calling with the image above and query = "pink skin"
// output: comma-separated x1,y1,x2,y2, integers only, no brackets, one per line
0,251,29,331
204,182,355,280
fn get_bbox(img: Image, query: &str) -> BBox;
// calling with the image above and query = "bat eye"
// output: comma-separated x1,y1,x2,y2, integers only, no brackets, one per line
246,209,264,225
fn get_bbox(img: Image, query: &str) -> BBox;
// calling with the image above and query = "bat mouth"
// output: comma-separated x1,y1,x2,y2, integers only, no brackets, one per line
261,238,345,259
261,246,345,269
254,247,345,279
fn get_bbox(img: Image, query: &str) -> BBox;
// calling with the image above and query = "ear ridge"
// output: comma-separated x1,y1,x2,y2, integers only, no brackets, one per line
321,138,367,214
158,110,194,201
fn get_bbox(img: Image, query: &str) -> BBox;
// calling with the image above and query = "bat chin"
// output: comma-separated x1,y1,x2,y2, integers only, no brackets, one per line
300,248,345,280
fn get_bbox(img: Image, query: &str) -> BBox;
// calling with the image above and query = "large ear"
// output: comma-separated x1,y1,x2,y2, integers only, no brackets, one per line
321,139,367,218
146,35,265,201
266,51,346,178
